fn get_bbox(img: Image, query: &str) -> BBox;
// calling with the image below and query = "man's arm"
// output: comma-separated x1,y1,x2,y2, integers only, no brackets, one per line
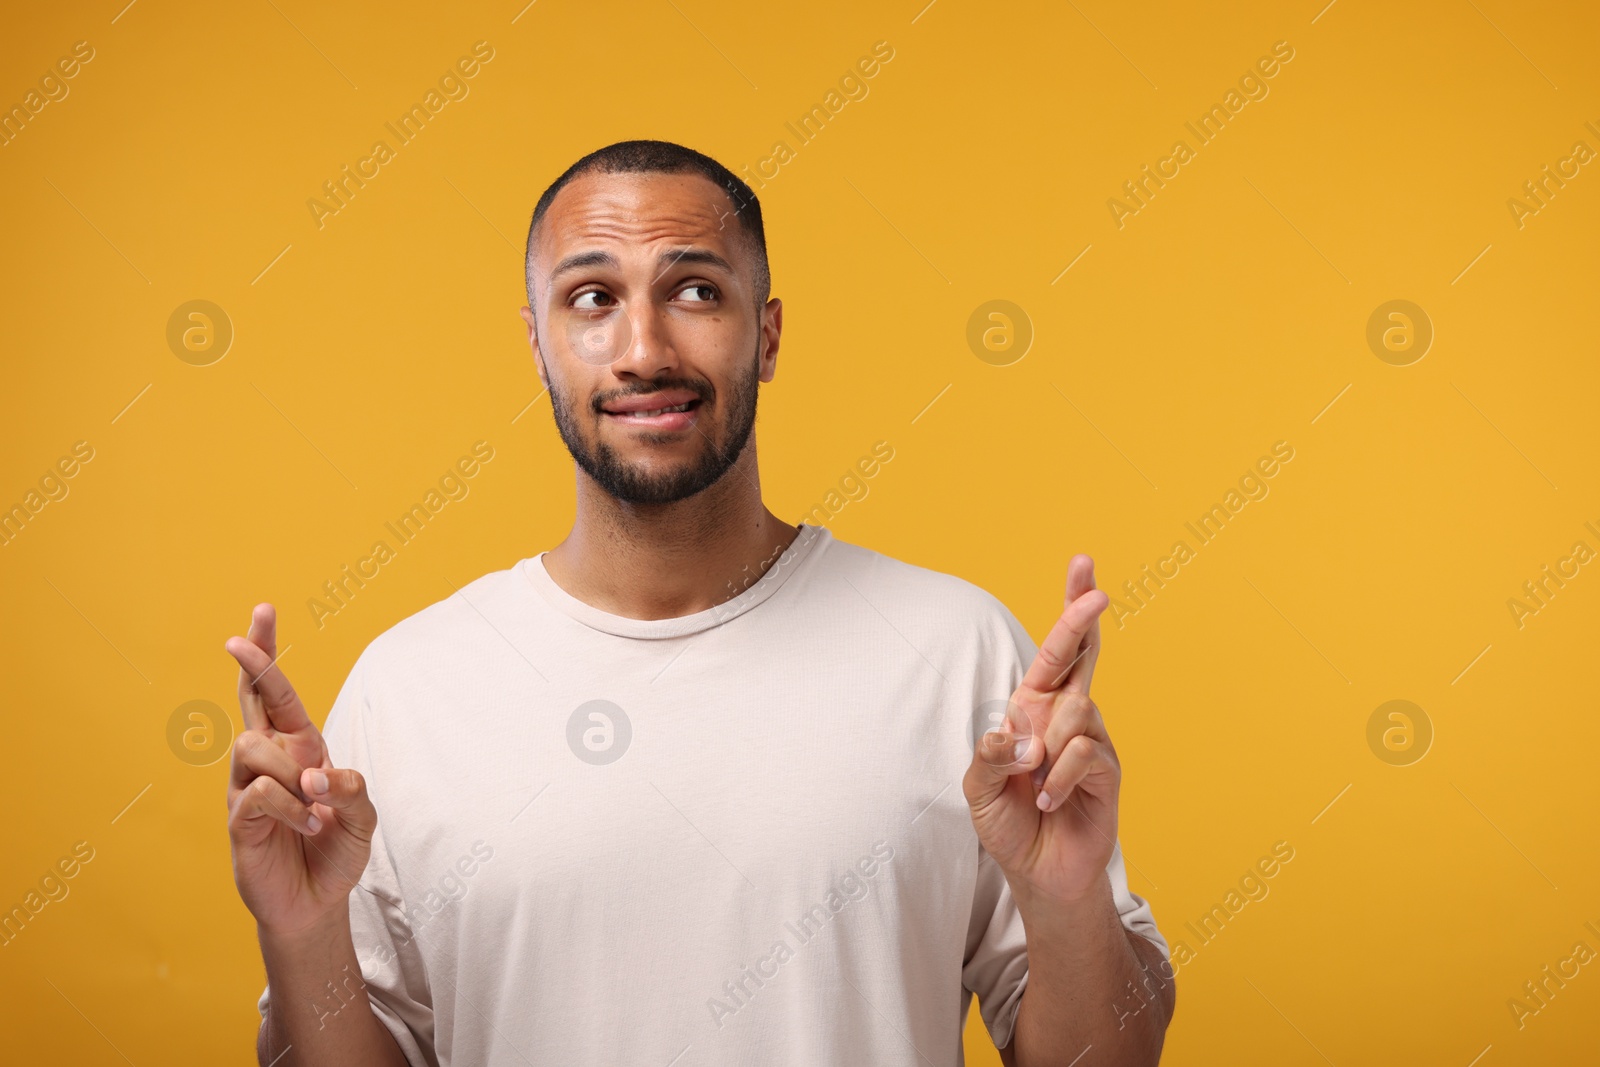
224,604,414,1067
963,555,1175,1067
255,909,410,1066
998,873,1175,1067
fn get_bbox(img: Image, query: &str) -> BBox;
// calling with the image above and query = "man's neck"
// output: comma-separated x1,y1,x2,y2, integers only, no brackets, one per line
541,450,801,621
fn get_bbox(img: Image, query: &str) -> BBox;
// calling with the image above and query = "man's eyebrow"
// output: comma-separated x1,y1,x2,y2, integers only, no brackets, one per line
547,250,620,285
545,247,734,288
655,247,735,276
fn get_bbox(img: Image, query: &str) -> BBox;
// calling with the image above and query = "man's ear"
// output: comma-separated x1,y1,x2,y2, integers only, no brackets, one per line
520,305,549,389
759,297,783,383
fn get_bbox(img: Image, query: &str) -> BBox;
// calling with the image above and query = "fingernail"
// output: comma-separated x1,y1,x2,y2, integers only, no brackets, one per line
310,771,328,794
306,814,322,833
1013,737,1032,762
1036,790,1052,812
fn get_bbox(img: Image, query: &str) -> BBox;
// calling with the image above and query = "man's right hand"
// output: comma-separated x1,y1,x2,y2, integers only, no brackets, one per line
225,603,377,938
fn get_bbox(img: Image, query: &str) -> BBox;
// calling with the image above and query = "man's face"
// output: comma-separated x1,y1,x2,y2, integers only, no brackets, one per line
520,171,781,506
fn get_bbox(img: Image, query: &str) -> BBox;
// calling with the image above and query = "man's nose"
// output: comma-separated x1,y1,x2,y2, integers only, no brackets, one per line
613,299,678,378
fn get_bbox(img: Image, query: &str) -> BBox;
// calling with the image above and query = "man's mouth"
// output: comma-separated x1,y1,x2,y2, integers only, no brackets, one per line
599,391,704,430
627,401,696,417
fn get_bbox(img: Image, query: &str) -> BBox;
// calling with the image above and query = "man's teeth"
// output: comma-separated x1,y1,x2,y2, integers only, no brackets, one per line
627,402,692,416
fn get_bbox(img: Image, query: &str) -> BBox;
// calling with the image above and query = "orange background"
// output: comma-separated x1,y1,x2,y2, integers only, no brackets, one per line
2,0,1597,1063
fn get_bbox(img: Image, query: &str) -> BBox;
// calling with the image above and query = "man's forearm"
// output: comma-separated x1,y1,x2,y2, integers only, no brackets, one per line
256,910,409,1067
1003,872,1175,1067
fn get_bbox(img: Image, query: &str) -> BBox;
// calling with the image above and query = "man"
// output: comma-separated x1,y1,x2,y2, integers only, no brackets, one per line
226,139,1175,1066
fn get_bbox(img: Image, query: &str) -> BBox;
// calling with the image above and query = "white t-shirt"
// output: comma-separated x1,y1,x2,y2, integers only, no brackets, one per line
258,524,1167,1065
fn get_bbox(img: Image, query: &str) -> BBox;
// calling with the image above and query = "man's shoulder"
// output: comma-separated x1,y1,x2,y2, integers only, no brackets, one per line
358,558,531,665
815,531,1023,637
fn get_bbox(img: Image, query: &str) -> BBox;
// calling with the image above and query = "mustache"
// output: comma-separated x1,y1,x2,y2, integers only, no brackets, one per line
589,377,712,414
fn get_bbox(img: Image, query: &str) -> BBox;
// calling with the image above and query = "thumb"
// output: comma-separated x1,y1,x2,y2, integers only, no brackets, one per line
964,727,1045,809
300,766,377,842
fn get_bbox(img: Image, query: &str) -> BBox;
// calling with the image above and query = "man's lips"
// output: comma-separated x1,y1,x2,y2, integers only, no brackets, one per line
599,390,703,431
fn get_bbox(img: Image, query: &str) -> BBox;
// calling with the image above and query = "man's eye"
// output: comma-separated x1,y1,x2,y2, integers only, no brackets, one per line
678,284,717,303
573,291,614,310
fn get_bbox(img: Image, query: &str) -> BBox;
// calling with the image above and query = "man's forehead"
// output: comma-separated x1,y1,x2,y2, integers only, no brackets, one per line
536,171,739,259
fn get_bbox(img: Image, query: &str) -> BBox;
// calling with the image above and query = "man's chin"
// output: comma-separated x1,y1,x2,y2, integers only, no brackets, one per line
606,479,716,507
580,452,729,507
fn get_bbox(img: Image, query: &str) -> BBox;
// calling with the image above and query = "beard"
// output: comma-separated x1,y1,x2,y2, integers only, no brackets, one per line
546,344,761,506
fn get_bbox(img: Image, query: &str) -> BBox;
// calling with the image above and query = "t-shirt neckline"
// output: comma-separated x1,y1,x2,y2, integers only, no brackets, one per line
520,523,831,639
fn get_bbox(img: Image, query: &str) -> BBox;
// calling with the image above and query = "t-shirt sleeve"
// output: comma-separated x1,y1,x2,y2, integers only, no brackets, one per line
255,650,439,1067
962,595,1170,1049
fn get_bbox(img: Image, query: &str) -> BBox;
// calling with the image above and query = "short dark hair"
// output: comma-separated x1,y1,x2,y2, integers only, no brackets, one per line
524,139,770,307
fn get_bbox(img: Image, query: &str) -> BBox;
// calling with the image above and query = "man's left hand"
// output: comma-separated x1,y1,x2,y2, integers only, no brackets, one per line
964,553,1119,905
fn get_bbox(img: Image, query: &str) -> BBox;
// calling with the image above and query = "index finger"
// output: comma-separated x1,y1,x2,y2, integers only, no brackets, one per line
1021,555,1107,694
225,604,314,736
232,603,274,733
